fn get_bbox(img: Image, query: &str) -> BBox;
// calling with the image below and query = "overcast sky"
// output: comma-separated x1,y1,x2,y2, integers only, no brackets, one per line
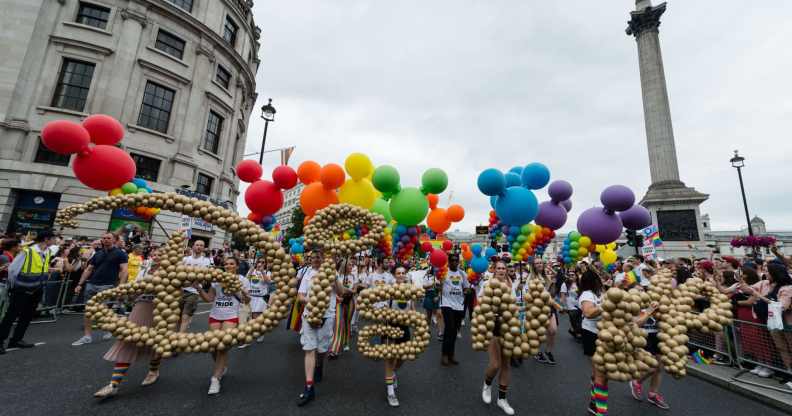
242,1,792,233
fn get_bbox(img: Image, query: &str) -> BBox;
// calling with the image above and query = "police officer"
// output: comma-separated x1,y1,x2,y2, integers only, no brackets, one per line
0,229,56,354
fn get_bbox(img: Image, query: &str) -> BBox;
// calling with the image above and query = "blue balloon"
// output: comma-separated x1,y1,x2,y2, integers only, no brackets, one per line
521,162,551,190
471,257,488,273
478,169,506,196
485,247,497,258
505,172,522,188
132,178,148,188
495,187,539,226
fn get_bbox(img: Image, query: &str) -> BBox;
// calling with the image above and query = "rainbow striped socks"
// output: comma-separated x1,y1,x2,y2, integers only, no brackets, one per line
111,363,130,387
591,382,608,416
386,376,395,395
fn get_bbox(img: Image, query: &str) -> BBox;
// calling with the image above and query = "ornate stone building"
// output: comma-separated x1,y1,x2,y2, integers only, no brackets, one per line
0,0,261,248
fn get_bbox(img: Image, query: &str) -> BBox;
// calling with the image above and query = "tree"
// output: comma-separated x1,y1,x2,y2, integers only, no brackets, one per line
284,209,305,242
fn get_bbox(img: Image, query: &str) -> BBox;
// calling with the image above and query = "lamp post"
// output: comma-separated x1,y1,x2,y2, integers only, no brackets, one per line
730,150,753,237
259,98,276,164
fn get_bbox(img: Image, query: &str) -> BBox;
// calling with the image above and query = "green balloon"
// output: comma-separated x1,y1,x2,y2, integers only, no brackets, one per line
121,182,138,194
569,231,581,241
421,168,448,195
372,165,400,195
389,187,428,226
370,198,392,223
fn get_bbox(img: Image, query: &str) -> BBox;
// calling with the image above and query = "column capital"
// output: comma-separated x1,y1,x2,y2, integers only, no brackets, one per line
120,8,149,27
626,2,666,37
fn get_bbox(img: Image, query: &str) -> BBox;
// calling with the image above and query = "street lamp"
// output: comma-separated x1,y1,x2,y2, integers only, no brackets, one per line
730,150,753,236
259,98,276,164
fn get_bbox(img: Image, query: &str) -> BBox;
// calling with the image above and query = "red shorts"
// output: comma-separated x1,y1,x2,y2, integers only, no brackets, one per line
209,317,239,325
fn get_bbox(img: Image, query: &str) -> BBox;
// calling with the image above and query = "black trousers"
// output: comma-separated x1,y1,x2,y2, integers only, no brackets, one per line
441,307,463,356
0,286,43,344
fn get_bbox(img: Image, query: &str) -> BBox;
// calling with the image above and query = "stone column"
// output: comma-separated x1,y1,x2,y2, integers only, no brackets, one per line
626,2,682,187
99,7,148,118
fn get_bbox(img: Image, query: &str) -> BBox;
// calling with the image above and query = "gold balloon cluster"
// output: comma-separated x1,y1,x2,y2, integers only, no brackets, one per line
356,283,430,361
470,278,552,358
55,192,298,357
301,203,387,327
593,287,658,382
648,269,733,378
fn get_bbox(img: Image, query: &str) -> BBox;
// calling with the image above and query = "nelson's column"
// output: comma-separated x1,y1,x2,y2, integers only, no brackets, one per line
627,1,708,254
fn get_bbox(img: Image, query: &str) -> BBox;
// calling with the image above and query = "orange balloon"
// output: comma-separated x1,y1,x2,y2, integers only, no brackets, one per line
298,161,321,185
427,208,451,233
300,182,339,216
426,194,439,209
320,163,345,190
447,204,465,222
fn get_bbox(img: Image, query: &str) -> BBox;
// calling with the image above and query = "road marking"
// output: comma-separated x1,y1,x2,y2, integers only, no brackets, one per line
5,342,46,352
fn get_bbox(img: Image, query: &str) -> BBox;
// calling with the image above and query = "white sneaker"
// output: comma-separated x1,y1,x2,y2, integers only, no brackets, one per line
208,377,221,395
482,383,492,404
72,335,92,346
102,332,113,340
757,367,773,378
497,398,515,415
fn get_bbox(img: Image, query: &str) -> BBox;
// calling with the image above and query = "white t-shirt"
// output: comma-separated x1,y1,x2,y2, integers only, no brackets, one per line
579,290,602,334
298,267,337,319
440,270,470,311
366,271,395,309
209,275,250,321
560,282,579,310
183,254,213,294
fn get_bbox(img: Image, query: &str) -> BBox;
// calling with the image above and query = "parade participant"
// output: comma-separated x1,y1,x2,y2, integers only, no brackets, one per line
239,258,271,347
329,257,358,357
384,266,414,407
0,231,55,354
579,266,606,416
93,250,164,398
532,259,559,365
195,257,250,395
479,260,516,415
72,233,128,346
179,240,213,333
440,253,470,366
627,285,667,409
296,250,344,406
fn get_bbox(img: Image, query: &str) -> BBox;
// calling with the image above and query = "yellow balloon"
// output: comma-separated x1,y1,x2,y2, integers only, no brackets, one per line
601,250,617,265
109,188,123,196
344,153,373,181
579,236,591,248
338,178,377,209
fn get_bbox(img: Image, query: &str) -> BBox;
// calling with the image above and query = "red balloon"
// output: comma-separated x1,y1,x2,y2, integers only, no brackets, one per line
441,240,453,251
248,212,264,223
72,145,135,190
41,120,90,155
82,114,124,145
320,163,345,190
272,165,298,190
236,160,262,183
430,249,448,268
245,180,284,216
421,241,433,253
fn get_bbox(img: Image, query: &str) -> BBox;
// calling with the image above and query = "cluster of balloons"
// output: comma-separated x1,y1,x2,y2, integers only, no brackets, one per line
41,114,136,191
504,223,556,262
577,185,651,244
426,194,465,234
559,231,593,265
237,160,298,219
108,178,160,220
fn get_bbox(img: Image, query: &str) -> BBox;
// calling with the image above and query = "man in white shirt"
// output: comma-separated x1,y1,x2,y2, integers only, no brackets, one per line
179,240,213,332
296,250,343,407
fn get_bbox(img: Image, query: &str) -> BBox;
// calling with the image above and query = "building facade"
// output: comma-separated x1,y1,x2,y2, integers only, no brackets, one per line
0,0,260,248
273,182,304,232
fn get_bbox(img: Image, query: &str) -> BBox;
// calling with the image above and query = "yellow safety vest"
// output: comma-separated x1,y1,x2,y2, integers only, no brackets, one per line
17,246,51,288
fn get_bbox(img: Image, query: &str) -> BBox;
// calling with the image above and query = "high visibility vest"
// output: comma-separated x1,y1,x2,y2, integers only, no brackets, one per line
17,246,51,288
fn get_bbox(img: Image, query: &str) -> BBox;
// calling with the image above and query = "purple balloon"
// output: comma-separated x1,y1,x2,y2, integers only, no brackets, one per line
600,185,635,212
548,180,573,203
577,207,624,244
535,201,567,230
619,205,652,230
560,199,572,212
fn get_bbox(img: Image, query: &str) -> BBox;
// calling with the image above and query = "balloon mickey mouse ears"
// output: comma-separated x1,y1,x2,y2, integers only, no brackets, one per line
41,115,136,191
372,166,448,226
236,159,298,217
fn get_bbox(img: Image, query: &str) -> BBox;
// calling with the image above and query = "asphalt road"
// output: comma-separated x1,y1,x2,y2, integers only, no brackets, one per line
1,306,785,416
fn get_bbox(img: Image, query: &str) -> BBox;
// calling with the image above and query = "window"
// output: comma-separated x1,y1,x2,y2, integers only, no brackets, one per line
215,65,231,89
76,2,111,29
167,0,193,12
130,153,161,182
196,173,213,195
34,138,71,166
154,29,185,60
51,59,95,111
202,111,223,154
223,16,238,46
137,81,175,133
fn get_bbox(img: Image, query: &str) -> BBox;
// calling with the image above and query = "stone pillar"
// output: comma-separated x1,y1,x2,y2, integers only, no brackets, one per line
99,7,148,118
626,2,681,187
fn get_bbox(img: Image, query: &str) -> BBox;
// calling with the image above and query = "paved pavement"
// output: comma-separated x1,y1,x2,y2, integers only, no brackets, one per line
1,307,787,416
